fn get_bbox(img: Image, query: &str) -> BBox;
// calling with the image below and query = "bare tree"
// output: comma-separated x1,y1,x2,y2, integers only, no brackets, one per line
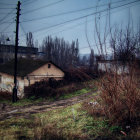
26,32,34,48
41,36,80,69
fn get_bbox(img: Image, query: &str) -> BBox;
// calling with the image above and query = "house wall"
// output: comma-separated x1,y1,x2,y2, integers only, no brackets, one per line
26,62,65,86
0,72,25,98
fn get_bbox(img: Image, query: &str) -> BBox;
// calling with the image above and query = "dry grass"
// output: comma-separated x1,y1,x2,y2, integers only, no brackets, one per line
85,66,140,129
98,72,140,126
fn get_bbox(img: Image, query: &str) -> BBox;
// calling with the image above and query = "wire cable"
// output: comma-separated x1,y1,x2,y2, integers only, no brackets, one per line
0,9,16,24
0,22,14,33
0,12,16,15
0,16,16,25
0,21,15,25
21,0,33,3
22,0,40,6
28,0,139,41
0,2,16,5
30,0,140,34
32,0,140,47
21,0,127,22
22,0,65,14
0,7,15,9
19,23,27,37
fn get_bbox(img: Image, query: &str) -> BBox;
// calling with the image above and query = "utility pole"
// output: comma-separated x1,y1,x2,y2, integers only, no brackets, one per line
12,1,21,102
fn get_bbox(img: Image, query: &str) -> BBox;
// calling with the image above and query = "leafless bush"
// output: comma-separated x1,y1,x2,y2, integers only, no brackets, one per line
97,69,140,126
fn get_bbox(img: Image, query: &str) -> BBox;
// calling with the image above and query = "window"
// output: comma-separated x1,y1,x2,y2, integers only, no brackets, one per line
48,64,51,68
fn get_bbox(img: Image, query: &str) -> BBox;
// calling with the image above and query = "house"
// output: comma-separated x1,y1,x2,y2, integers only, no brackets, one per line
0,59,65,98
0,44,38,63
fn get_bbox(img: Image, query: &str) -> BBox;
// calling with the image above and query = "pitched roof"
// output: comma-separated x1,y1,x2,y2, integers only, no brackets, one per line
0,58,50,77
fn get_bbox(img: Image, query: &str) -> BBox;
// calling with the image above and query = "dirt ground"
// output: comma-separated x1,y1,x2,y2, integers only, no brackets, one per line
0,91,97,121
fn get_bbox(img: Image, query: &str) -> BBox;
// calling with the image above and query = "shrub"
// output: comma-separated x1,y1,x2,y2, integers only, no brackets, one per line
0,90,12,101
24,80,57,98
24,79,86,99
97,72,140,127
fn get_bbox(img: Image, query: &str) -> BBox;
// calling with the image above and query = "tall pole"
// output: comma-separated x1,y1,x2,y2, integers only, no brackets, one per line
13,1,21,102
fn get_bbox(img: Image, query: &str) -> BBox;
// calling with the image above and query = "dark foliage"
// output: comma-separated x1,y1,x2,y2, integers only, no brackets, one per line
0,91,12,100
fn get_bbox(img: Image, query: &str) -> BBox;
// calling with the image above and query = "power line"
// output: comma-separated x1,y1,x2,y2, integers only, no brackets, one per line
23,0,139,41
19,23,27,36
30,0,140,46
21,0,33,3
48,1,138,38
49,2,137,37
0,16,16,25
21,0,127,23
0,3,16,6
34,1,132,38
0,12,16,15
0,21,15,25
0,31,14,34
22,0,40,6
0,9,16,24
1,22,14,33
30,0,140,34
22,0,65,14
0,7,15,9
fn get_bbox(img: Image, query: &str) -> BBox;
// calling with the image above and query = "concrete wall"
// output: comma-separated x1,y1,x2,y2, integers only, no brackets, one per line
0,72,25,98
98,62,129,74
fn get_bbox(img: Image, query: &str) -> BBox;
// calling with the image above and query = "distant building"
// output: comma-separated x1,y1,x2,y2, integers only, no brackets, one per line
0,44,38,63
0,59,65,98
98,60,129,74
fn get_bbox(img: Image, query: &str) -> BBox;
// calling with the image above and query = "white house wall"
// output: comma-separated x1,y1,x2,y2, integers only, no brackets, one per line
0,72,24,98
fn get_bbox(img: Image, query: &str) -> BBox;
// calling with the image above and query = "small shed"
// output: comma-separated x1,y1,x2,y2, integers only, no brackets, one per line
0,59,65,98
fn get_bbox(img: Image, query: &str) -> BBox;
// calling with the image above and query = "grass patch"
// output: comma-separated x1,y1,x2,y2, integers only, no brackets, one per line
0,118,34,139
0,97,45,107
0,103,108,140
58,88,91,100
0,101,139,139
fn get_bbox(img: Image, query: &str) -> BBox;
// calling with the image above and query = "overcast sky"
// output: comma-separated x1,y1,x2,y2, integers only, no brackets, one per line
0,0,140,54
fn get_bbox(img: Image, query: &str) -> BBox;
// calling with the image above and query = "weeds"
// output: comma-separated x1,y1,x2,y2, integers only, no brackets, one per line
81,65,140,139
33,103,107,140
97,72,140,127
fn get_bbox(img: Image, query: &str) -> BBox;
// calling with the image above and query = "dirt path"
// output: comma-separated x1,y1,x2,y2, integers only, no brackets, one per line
0,91,97,121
